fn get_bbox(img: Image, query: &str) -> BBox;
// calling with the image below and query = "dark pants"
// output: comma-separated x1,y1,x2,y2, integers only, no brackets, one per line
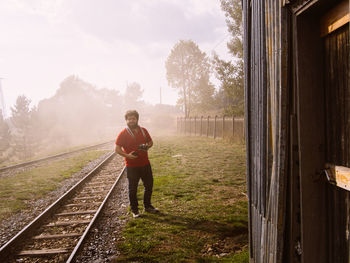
126,164,153,212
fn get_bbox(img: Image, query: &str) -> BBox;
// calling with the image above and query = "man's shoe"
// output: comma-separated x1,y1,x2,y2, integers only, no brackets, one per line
144,205,159,213
132,211,140,218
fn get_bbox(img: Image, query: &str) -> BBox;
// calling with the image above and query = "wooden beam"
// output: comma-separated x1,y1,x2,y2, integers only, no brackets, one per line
73,196,102,200
56,210,96,216
85,186,107,189
33,233,82,240
46,220,90,227
321,0,349,37
18,248,69,256
64,202,100,207
80,190,106,195
86,183,105,186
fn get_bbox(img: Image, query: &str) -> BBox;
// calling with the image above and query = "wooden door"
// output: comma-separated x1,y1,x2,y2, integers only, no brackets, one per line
323,2,349,261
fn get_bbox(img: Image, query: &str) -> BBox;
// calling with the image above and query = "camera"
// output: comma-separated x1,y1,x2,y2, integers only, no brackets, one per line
138,144,148,150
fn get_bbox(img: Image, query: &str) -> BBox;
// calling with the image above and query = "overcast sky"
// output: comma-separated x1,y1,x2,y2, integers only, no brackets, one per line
0,0,231,117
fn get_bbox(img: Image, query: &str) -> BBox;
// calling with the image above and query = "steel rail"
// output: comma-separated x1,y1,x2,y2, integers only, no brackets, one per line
0,151,116,261
0,140,113,172
67,165,126,263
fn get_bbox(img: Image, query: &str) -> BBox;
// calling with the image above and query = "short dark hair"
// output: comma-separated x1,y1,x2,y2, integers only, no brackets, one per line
125,110,139,120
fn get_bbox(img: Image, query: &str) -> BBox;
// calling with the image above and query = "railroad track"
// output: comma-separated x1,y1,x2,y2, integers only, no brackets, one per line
0,141,114,173
0,151,126,263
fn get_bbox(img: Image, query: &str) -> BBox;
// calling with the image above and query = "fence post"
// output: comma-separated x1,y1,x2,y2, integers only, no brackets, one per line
191,117,193,136
191,117,194,136
180,117,182,134
232,116,235,138
176,117,178,133
222,115,225,138
200,116,203,136
194,116,197,136
214,115,217,139
181,117,186,134
242,119,245,140
207,116,210,137
182,117,184,134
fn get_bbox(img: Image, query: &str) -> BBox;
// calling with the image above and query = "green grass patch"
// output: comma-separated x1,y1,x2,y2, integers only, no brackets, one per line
115,136,248,262
0,150,108,220
0,140,112,168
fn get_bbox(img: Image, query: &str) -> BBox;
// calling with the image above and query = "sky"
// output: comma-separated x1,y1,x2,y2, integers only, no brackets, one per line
0,0,232,118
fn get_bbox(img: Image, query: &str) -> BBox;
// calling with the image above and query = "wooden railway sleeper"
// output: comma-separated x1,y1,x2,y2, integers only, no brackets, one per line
84,186,104,190
65,202,101,207
33,233,82,240
87,184,113,187
56,210,97,216
46,220,91,227
80,190,107,195
18,248,70,256
73,196,104,200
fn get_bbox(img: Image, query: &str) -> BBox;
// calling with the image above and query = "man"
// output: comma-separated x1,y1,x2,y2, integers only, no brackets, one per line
115,110,158,218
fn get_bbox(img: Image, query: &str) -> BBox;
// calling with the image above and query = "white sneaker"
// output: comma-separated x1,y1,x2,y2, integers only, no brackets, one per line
132,211,140,218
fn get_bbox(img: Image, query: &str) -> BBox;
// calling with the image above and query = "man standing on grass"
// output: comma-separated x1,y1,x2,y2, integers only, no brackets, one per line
115,110,158,218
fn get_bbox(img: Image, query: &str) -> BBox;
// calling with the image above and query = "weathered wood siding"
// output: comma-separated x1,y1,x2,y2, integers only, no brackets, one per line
243,1,290,262
323,23,350,263
243,0,350,262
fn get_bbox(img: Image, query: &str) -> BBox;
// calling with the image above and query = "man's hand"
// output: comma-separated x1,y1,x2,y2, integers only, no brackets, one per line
115,145,138,159
126,151,138,159
145,141,153,150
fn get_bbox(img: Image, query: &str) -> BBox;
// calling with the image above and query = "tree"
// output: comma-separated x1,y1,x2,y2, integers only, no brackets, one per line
213,53,244,116
221,0,243,59
124,82,144,106
0,110,10,162
192,75,216,114
166,40,211,117
36,75,125,149
11,95,35,159
213,0,244,116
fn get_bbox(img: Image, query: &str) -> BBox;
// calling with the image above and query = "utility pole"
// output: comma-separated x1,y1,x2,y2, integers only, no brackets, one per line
0,78,7,119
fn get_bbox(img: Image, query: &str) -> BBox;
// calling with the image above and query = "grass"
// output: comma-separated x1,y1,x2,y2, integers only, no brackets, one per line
115,136,248,262
0,150,108,220
0,140,112,168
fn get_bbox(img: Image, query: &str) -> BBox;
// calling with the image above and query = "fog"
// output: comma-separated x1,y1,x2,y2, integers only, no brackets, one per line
0,0,230,115
36,75,181,150
0,75,181,164
0,0,233,164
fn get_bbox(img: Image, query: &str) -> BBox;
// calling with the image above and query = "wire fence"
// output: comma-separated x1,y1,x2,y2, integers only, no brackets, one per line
177,116,245,140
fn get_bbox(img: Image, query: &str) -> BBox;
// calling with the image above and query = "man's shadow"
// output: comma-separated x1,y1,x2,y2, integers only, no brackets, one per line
142,211,247,238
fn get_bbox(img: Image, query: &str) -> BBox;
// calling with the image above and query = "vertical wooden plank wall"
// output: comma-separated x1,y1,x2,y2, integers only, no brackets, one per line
243,0,291,262
244,0,350,262
323,23,350,263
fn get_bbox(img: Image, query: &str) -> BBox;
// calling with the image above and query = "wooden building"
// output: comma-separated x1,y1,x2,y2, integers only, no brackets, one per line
243,0,349,262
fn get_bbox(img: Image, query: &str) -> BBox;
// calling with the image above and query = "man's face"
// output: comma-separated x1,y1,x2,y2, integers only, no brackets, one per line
126,115,138,129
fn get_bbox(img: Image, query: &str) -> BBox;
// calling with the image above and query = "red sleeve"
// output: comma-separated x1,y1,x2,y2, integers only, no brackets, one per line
142,128,152,142
115,129,126,147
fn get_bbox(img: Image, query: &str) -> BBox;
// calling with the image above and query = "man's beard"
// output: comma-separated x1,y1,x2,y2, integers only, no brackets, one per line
127,123,138,129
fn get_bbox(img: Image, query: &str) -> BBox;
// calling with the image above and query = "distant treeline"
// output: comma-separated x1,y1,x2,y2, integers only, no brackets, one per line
0,75,181,164
165,0,243,118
